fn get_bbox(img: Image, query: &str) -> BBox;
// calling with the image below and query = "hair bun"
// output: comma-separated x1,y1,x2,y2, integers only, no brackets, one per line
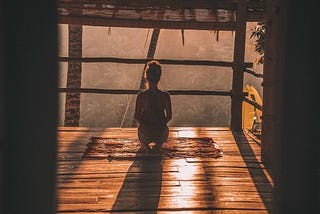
145,60,162,84
148,61,159,68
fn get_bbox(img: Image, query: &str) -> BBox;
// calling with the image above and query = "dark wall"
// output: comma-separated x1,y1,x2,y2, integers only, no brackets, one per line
1,1,58,214
271,0,319,213
0,0,5,212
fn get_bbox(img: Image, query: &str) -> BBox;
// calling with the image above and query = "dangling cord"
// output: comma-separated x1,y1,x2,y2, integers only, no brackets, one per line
119,95,132,128
143,29,150,54
181,29,185,46
119,29,150,128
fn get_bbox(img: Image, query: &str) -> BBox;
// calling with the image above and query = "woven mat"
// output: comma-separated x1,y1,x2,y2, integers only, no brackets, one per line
83,137,223,160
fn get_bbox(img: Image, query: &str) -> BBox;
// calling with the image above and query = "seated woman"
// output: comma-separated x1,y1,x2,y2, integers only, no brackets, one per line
134,60,172,152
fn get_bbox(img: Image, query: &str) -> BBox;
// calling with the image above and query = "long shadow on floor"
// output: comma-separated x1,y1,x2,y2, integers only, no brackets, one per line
58,129,94,184
111,150,163,213
232,131,273,212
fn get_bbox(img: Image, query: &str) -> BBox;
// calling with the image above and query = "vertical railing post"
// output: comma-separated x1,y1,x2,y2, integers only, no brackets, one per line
231,0,247,131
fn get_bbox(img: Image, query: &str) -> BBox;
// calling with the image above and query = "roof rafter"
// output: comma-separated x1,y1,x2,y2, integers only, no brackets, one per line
58,0,265,30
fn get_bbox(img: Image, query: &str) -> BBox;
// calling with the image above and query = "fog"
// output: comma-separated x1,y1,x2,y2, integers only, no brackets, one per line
58,23,263,128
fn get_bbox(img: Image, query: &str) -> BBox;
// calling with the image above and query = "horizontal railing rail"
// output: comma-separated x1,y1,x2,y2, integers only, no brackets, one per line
243,68,263,78
58,57,253,68
243,96,263,111
59,88,232,96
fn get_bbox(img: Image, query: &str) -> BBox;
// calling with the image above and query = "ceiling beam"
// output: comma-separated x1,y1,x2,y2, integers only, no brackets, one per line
59,0,239,10
59,0,265,10
59,15,237,30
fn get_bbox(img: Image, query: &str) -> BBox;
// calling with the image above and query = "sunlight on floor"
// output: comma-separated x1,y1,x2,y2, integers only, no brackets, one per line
178,129,198,138
178,164,202,181
57,128,272,213
159,159,207,209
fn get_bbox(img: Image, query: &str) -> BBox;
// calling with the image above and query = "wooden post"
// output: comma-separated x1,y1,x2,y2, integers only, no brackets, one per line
266,1,319,213
261,0,282,168
231,0,247,131
64,25,82,126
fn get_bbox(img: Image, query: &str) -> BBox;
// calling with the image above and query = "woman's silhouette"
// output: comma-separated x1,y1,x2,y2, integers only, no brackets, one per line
134,60,172,152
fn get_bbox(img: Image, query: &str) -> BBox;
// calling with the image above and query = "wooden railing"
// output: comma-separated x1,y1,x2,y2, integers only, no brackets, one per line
58,57,253,68
59,88,232,96
243,96,262,111
244,68,263,78
59,65,263,125
242,67,263,110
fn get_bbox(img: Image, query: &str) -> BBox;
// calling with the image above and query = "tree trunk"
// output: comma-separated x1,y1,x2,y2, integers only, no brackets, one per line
64,25,82,126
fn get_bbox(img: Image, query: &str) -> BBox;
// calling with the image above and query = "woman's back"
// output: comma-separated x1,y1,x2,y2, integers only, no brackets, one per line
137,89,169,127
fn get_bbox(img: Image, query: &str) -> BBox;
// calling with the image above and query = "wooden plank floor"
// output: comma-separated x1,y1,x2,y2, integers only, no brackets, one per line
57,127,273,213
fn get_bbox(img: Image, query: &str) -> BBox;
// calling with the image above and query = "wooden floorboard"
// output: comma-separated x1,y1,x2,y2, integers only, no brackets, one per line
56,127,273,213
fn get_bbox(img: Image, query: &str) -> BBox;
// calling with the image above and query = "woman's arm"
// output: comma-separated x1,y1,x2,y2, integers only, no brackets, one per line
164,93,172,123
134,93,143,124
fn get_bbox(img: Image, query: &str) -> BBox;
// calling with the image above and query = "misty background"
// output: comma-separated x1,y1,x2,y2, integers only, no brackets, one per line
58,22,263,128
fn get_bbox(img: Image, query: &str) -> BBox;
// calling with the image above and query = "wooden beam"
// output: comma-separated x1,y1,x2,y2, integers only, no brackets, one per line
267,1,319,213
244,68,263,78
247,11,266,22
59,0,265,10
59,0,239,10
64,25,82,127
59,88,232,96
243,97,263,111
58,16,236,31
261,0,280,169
230,0,247,131
58,57,253,68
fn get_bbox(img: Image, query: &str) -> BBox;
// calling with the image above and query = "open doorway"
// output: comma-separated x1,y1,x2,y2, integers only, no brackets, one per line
58,24,263,128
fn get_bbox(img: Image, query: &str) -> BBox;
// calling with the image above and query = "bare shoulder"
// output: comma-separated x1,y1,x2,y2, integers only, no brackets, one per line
137,90,147,98
160,90,171,99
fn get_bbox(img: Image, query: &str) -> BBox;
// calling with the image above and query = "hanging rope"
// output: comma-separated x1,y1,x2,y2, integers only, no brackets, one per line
214,30,219,42
142,29,150,54
181,29,185,46
119,95,132,128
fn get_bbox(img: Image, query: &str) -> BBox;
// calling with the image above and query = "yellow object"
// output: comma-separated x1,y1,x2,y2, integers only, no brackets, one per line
242,85,262,130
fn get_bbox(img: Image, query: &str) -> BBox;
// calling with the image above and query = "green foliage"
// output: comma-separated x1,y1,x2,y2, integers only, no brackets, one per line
250,22,265,65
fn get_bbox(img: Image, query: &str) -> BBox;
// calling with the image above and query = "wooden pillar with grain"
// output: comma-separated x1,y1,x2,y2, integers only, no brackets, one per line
231,0,247,131
266,1,319,213
64,25,82,126
261,0,282,168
